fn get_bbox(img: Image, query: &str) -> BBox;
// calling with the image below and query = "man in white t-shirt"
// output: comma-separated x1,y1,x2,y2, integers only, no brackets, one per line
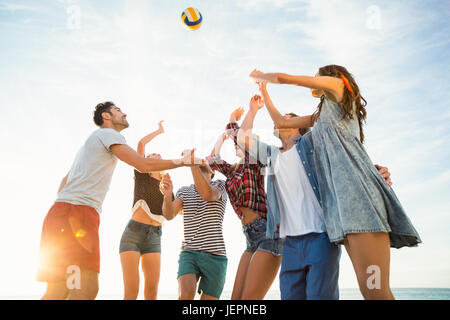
37,101,201,300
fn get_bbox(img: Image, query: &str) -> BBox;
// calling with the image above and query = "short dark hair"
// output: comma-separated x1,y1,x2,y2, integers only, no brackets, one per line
199,165,215,180
286,112,311,136
93,101,115,126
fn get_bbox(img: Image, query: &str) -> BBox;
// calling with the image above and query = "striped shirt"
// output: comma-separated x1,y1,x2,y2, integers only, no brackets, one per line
175,180,228,256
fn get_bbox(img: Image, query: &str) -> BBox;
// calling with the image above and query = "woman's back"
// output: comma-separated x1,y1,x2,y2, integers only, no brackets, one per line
315,96,360,140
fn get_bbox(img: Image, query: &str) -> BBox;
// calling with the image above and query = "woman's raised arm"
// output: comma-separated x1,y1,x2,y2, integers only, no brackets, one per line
250,69,345,103
137,120,165,156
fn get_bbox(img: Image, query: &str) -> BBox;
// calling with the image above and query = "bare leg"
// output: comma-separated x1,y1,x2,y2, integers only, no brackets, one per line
344,232,395,300
141,253,161,300
231,251,253,300
240,251,281,300
120,251,141,300
178,274,197,300
41,281,69,300
66,269,99,300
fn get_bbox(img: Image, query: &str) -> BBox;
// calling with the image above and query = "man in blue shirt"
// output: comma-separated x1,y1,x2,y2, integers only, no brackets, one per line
235,95,392,300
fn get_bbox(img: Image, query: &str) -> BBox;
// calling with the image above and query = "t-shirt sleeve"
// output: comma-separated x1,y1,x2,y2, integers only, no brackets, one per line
97,129,127,151
175,187,186,202
212,180,228,201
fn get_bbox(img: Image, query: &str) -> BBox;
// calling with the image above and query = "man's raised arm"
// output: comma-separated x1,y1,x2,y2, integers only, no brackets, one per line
235,95,272,166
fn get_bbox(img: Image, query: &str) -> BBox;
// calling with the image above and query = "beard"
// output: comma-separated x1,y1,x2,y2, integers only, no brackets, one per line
113,118,129,128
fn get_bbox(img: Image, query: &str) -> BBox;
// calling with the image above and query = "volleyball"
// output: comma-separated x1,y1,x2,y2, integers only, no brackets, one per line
181,7,203,30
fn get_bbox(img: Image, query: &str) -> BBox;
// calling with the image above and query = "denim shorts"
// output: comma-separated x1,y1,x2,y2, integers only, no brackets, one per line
243,217,284,256
119,219,162,254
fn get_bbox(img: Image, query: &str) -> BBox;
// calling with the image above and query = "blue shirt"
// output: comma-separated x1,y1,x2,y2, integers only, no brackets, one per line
238,131,321,239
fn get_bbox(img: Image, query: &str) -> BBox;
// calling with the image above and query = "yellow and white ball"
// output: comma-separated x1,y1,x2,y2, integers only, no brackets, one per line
181,7,202,30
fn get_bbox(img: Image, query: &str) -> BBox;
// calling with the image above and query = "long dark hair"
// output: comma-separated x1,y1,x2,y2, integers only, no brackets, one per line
312,65,367,143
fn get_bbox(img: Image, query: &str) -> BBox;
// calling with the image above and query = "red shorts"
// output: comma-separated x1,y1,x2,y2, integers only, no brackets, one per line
36,202,100,282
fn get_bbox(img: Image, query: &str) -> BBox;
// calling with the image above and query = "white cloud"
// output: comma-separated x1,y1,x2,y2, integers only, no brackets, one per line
235,0,303,10
0,3,42,12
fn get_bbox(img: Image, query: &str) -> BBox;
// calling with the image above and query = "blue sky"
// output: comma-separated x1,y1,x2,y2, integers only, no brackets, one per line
0,0,449,298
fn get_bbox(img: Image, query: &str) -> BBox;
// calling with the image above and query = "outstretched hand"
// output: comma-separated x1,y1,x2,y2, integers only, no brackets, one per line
257,81,267,92
229,107,245,123
181,149,207,166
249,69,264,83
375,164,392,187
157,120,165,134
249,94,264,111
159,173,173,197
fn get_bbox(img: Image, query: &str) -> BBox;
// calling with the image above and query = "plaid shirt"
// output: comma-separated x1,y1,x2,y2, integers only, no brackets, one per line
206,122,267,220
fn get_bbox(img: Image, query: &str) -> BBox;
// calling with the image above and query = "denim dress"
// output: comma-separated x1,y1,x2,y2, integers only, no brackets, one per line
311,97,421,249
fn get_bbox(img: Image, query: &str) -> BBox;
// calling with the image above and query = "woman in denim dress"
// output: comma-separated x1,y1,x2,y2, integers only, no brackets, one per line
250,65,421,300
